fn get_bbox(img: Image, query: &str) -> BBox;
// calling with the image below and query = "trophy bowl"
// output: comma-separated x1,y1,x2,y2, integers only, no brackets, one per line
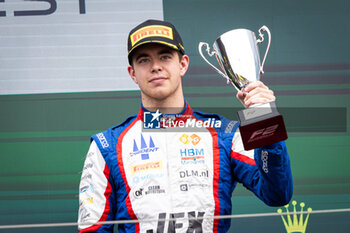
198,26,271,91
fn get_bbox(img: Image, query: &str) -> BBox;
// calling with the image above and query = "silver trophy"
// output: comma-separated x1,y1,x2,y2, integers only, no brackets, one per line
198,26,270,90
198,26,287,150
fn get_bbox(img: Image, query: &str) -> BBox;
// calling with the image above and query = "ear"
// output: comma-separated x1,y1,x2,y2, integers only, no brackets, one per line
179,55,189,77
128,65,138,84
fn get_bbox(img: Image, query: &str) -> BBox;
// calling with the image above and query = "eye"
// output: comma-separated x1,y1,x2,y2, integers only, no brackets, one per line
160,54,172,61
137,58,150,64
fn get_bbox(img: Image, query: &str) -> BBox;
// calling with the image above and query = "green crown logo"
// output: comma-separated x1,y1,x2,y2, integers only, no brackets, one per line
277,200,312,233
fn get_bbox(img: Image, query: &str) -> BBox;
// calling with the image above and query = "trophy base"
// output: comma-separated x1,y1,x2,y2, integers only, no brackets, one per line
237,102,288,150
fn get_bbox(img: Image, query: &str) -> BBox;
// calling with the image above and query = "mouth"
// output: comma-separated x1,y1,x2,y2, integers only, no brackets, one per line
149,77,167,83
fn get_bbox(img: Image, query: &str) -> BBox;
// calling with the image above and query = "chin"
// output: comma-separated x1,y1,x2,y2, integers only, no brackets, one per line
153,93,170,101
152,91,174,101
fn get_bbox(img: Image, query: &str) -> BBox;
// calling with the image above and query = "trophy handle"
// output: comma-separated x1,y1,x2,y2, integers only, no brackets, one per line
256,25,271,75
198,42,230,83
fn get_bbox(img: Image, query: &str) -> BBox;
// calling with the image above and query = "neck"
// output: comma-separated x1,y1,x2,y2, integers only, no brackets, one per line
141,93,185,114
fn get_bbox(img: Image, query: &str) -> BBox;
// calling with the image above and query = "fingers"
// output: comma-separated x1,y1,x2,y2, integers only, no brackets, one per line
243,81,266,92
236,91,246,107
236,90,246,101
240,81,275,108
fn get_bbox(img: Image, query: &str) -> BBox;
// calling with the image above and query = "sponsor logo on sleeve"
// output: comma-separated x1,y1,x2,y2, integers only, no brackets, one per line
80,184,94,194
87,151,94,158
81,173,92,181
96,132,109,148
83,163,93,171
261,151,268,173
80,197,94,206
79,207,90,223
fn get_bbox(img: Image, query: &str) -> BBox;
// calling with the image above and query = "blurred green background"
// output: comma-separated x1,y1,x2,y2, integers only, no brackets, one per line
1,0,349,232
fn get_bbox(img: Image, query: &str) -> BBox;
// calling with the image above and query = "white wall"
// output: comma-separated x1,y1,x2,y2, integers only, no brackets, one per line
0,0,163,94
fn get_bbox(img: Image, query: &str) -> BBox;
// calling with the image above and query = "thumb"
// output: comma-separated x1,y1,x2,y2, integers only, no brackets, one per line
236,90,245,102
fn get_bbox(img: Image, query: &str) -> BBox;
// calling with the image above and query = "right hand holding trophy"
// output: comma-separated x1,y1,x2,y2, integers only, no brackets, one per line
198,26,288,150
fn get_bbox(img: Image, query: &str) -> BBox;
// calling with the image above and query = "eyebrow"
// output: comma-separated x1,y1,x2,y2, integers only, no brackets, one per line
134,53,149,62
158,48,173,55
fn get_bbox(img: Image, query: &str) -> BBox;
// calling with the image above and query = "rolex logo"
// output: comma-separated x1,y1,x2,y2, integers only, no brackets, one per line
277,200,312,233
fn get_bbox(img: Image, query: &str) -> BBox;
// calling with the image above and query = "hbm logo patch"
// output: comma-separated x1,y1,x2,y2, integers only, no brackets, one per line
130,134,159,160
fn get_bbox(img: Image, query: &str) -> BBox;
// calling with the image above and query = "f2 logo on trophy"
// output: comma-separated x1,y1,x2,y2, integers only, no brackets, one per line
198,26,287,150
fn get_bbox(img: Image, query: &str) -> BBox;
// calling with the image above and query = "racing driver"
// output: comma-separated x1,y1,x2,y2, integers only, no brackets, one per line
77,19,293,233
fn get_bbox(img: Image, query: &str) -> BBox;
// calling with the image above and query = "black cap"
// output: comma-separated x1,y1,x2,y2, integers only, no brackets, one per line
127,19,185,64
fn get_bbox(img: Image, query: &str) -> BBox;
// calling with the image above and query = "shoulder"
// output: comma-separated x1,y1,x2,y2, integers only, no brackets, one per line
91,114,139,153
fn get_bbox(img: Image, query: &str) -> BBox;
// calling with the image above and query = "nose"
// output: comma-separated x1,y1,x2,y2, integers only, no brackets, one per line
151,59,162,72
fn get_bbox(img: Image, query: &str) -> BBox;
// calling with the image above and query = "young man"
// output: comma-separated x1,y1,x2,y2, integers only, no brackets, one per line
78,19,293,233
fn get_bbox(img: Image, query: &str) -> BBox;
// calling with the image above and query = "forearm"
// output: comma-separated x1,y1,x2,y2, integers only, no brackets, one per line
252,141,293,206
78,140,115,233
